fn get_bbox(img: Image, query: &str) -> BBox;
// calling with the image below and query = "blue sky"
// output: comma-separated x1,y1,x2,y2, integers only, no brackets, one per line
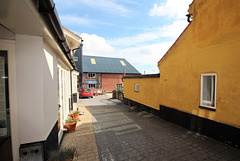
54,0,193,74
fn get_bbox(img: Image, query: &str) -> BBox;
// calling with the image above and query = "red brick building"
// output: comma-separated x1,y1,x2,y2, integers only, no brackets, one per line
78,55,141,93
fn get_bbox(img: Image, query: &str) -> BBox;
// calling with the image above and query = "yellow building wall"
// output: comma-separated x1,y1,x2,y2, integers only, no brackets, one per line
124,78,161,110
124,0,240,128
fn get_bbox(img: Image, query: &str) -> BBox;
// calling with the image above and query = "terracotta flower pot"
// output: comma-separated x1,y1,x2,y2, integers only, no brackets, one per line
65,122,77,132
58,118,60,130
71,113,80,120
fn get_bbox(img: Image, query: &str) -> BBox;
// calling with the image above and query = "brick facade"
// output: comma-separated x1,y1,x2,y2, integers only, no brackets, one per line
102,73,124,92
102,74,123,92
81,73,138,93
82,73,102,89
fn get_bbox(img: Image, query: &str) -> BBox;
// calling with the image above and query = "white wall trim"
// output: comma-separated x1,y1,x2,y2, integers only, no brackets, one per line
200,73,217,110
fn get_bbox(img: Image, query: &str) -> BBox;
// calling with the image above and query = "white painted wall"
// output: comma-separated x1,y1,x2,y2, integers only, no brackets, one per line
43,43,58,136
15,34,73,144
16,34,46,143
1,1,79,160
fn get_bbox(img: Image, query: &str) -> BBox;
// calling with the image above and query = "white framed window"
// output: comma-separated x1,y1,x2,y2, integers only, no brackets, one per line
88,84,96,89
135,84,139,92
200,73,217,109
88,73,96,78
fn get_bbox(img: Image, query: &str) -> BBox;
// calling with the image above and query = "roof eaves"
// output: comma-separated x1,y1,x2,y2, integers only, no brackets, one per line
37,0,76,69
123,73,160,79
83,71,141,74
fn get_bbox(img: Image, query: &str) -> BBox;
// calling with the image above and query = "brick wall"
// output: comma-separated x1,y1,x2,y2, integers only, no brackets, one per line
81,73,101,89
102,73,124,92
81,73,139,93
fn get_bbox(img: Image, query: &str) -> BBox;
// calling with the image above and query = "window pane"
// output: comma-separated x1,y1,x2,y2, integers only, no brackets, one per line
88,73,96,78
203,76,212,101
135,84,139,92
88,84,96,89
0,51,10,137
202,75,215,107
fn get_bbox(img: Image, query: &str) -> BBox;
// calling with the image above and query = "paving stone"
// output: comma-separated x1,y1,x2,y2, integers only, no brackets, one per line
90,97,240,161
60,95,240,161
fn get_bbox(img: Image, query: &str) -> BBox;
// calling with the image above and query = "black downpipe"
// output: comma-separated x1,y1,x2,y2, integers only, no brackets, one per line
186,14,192,23
37,0,76,69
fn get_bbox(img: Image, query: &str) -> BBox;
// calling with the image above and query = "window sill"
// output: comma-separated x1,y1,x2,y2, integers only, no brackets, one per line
199,106,216,111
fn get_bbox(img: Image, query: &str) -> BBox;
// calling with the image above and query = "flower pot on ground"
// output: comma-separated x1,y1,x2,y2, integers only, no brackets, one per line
71,110,80,120
65,117,77,132
58,117,60,130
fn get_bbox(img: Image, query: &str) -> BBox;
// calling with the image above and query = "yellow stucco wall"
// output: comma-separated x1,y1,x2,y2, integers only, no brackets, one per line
124,78,161,110
124,0,240,128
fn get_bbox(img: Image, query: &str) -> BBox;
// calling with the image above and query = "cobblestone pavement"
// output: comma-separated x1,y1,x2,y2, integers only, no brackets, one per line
62,95,240,161
88,95,240,161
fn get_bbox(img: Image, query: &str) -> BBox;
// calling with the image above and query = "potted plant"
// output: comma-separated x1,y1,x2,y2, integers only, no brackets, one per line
65,117,77,132
71,110,80,120
58,117,60,130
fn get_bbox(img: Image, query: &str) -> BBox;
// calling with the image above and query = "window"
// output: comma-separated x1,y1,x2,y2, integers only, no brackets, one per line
0,51,10,137
135,84,139,92
88,84,96,89
91,58,96,64
116,83,123,91
200,73,217,109
83,89,92,92
116,83,123,87
120,60,126,66
88,73,96,78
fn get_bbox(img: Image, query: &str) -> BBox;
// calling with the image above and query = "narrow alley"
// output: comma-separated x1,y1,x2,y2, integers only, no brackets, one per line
61,94,240,161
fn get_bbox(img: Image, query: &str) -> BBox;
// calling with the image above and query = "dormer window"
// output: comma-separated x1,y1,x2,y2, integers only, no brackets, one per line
88,73,96,78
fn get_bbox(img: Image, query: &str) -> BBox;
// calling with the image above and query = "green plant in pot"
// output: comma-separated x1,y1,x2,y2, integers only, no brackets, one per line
65,117,77,132
71,110,80,120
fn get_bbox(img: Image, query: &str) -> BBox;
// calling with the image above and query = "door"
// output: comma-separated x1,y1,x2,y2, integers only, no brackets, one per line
0,51,12,160
57,67,64,143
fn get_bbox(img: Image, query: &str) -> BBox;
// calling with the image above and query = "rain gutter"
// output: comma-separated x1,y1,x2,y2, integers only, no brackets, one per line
35,0,76,69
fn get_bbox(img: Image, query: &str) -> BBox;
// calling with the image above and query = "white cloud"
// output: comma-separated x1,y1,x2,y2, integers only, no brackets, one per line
123,42,173,65
79,19,189,74
108,20,188,48
118,41,174,74
149,0,193,18
80,0,131,16
80,33,115,56
55,0,131,16
59,15,113,28
160,20,189,37
80,32,174,74
59,15,91,25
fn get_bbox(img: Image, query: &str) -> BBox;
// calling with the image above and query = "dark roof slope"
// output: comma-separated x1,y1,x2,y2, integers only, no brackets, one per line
82,55,140,74
123,73,160,79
